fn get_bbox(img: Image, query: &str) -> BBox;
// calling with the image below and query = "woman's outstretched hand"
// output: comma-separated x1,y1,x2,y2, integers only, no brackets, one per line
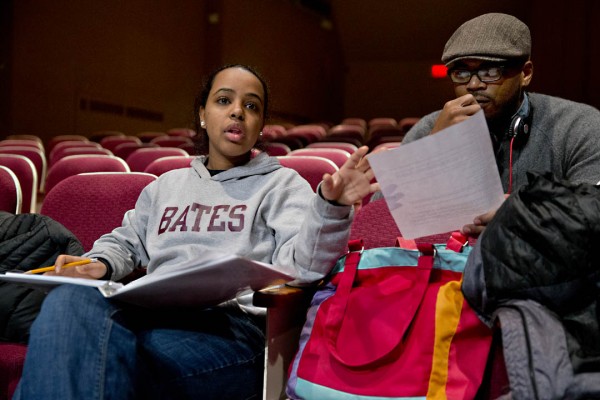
320,146,380,206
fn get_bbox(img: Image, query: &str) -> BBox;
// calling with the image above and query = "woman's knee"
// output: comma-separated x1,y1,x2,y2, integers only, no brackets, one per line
44,284,101,305
37,285,115,326
153,352,265,400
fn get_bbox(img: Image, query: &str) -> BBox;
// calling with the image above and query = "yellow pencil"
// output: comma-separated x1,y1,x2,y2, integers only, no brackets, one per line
24,258,98,275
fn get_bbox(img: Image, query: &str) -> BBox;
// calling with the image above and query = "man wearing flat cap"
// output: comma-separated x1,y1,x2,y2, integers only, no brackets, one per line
401,13,600,237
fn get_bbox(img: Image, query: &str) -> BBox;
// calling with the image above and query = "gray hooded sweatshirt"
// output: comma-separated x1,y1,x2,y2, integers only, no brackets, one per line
84,153,353,311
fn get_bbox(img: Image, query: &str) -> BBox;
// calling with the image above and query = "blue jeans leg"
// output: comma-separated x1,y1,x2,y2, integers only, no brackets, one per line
14,285,265,400
14,285,138,400
135,307,265,400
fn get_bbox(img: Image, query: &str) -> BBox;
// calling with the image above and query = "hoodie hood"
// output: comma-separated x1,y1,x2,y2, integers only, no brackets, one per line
192,152,282,181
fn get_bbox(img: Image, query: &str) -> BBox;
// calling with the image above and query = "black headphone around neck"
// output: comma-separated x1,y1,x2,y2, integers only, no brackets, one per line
506,104,533,149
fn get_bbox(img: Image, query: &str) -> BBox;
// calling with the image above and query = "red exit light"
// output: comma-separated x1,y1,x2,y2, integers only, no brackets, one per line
431,64,447,79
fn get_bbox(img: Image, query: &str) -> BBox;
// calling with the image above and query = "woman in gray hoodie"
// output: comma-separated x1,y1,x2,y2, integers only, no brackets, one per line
15,64,378,400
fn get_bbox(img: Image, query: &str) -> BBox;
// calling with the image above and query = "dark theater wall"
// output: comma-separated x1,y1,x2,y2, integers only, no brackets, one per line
333,0,600,121
528,0,600,111
8,0,207,140
3,1,598,141
203,0,345,125
5,0,344,141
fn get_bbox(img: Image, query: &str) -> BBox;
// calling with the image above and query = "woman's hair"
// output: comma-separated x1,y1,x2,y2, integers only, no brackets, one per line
193,64,270,155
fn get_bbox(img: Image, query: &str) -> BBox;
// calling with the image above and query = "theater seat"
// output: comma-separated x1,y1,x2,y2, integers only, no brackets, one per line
126,147,189,172
0,146,47,193
288,148,350,168
0,155,38,213
0,166,22,214
44,155,130,194
276,156,338,192
0,343,28,400
143,155,195,177
40,172,157,251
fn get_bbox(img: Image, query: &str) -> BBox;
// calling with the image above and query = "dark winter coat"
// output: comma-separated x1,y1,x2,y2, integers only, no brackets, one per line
463,172,600,398
0,212,83,343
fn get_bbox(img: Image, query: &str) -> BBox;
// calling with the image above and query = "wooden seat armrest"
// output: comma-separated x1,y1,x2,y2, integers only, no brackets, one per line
254,284,318,400
253,284,315,309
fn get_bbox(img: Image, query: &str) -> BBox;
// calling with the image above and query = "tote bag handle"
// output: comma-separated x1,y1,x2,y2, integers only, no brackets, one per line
324,241,435,368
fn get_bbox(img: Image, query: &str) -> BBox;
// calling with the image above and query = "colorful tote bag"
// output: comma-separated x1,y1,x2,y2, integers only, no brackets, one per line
287,235,493,399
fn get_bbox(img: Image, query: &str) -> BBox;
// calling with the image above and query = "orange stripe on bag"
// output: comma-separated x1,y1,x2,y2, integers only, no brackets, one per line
427,278,464,399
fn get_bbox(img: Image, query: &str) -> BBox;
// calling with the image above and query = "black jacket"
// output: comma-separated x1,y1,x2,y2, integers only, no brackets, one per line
0,211,83,343
463,172,600,372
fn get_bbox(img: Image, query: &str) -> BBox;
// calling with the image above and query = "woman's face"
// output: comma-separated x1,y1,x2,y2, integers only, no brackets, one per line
199,67,265,170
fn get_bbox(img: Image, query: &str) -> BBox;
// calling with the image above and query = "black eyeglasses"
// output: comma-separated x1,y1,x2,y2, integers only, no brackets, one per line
448,66,505,84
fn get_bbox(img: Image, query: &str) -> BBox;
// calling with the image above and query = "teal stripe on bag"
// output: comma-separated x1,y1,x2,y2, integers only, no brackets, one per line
295,378,427,400
332,244,471,275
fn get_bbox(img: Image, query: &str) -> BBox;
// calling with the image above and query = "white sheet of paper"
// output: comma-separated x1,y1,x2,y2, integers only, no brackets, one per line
367,110,505,239
0,254,296,309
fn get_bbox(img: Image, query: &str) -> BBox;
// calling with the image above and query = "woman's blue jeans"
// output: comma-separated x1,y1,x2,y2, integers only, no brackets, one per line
13,285,265,400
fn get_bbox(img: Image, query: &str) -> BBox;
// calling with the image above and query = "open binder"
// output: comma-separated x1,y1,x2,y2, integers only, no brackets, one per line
0,254,296,309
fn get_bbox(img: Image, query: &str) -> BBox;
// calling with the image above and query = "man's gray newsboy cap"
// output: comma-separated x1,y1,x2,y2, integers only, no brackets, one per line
442,13,531,66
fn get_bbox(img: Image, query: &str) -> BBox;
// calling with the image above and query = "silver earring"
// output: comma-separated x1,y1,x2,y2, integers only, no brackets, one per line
259,131,263,136
200,121,206,129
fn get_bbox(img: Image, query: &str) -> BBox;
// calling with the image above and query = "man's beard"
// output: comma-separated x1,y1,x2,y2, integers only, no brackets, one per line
486,90,524,138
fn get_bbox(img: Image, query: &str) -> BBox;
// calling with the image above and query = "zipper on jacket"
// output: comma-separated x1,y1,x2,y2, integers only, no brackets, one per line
505,305,540,399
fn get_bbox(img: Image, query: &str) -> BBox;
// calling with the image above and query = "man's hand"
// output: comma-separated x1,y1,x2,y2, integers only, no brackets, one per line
460,194,509,238
431,94,481,134
460,209,496,238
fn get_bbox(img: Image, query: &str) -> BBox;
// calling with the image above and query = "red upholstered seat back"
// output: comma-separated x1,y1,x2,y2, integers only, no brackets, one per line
306,142,358,153
0,166,22,214
126,147,189,172
44,155,130,194
112,142,159,160
48,140,97,162
0,139,44,151
47,135,88,155
143,155,194,176
100,135,142,152
0,155,38,213
167,128,196,138
49,142,105,166
289,148,350,168
276,156,338,192
327,124,365,146
0,343,28,400
286,125,327,146
0,146,47,192
149,135,194,148
263,142,291,157
40,172,157,251
350,199,477,249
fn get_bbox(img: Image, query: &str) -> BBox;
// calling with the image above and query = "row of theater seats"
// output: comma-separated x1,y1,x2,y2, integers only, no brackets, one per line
261,116,419,156
262,116,418,205
1,116,416,215
0,130,197,214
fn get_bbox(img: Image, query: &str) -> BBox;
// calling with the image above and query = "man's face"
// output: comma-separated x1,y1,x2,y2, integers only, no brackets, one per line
449,59,533,123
